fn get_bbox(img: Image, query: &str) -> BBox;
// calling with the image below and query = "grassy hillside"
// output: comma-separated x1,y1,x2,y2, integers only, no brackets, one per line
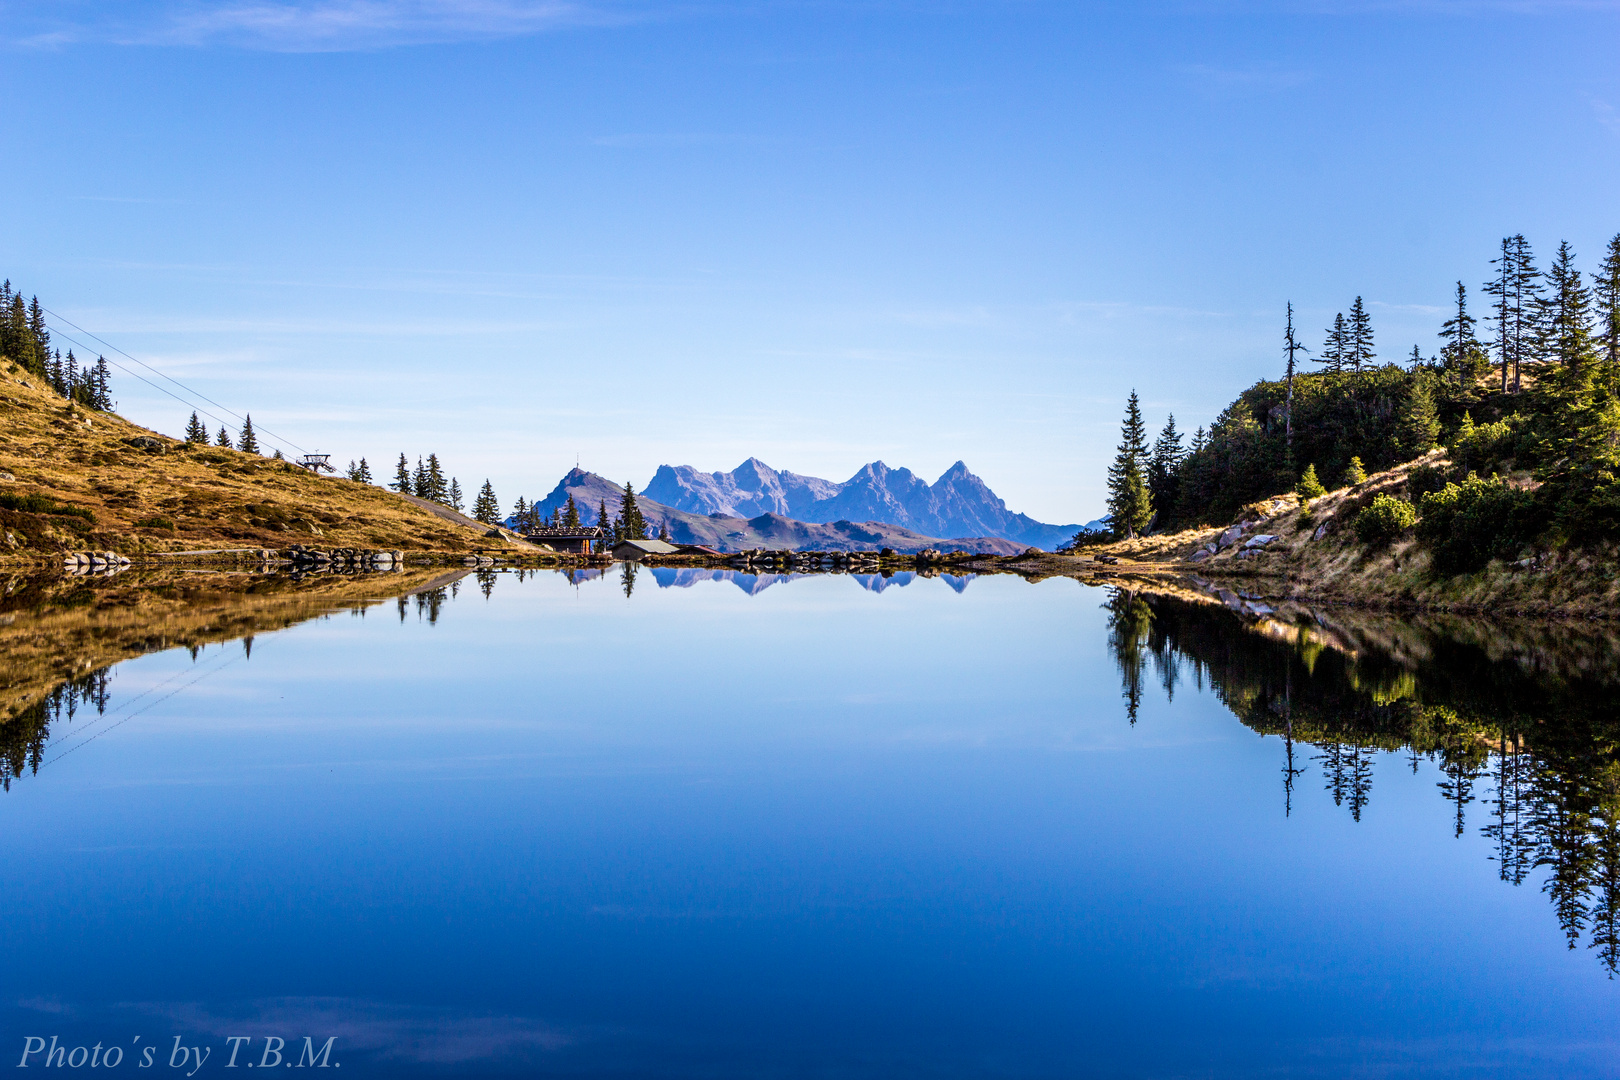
0,361,498,563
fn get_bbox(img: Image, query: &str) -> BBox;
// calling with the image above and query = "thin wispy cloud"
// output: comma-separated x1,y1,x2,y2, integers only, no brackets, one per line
8,0,646,53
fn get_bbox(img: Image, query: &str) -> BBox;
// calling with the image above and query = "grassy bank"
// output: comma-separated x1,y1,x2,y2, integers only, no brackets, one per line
0,362,512,565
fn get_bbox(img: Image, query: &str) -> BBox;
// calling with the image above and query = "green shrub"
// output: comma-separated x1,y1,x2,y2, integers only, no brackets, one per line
1354,493,1417,546
1295,464,1326,500
1448,412,1515,474
1416,473,1537,574
1343,456,1368,486
1407,463,1452,502
0,492,94,521
135,515,176,531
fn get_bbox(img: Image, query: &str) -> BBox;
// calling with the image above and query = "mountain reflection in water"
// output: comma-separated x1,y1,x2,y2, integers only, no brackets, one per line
1105,586,1620,974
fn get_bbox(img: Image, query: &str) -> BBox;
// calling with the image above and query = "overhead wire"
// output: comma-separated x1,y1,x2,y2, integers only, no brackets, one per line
39,305,308,456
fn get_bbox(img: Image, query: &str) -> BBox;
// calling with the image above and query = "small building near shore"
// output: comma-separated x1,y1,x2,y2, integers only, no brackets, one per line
613,538,680,561
675,544,722,557
520,526,601,555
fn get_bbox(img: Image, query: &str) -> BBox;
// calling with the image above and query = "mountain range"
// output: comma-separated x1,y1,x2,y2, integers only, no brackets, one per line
643,458,1080,550
527,467,1034,555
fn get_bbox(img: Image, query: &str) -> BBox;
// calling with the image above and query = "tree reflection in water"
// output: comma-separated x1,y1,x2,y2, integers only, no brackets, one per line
1104,586,1620,975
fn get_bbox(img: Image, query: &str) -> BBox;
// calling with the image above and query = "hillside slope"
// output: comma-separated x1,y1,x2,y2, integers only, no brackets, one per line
1085,451,1620,617
0,364,499,562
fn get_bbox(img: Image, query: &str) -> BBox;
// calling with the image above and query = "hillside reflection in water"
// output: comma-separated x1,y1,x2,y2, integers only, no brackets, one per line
3,566,1619,1078
1105,586,1620,974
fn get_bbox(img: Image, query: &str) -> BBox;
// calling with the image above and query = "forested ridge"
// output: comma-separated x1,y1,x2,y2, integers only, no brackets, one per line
1099,232,1620,565
0,281,113,409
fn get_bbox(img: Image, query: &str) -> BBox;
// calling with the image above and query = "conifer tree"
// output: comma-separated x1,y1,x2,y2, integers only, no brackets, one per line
1317,314,1347,373
357,457,372,484
1347,296,1375,374
1283,302,1307,447
658,521,670,542
473,480,500,525
1343,456,1367,485
412,456,427,499
1597,232,1620,382
347,460,361,481
513,495,529,523
1295,464,1325,500
1105,391,1153,538
448,477,463,511
91,356,112,410
597,498,614,548
391,453,411,493
238,414,259,454
618,482,648,541
424,453,447,503
1541,240,1596,374
1147,414,1184,520
185,411,208,444
1439,281,1482,391
26,297,49,378
1486,234,1542,392
1400,376,1441,455
216,425,232,447
562,494,581,529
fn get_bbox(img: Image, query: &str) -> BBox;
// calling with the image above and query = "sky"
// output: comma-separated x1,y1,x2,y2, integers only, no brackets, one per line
2,1,1617,523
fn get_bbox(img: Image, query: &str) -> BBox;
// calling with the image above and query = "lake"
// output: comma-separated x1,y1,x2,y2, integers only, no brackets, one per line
3,565,1618,1078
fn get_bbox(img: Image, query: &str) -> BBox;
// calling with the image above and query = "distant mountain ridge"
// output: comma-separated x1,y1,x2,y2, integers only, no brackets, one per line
526,467,1027,555
643,457,1079,550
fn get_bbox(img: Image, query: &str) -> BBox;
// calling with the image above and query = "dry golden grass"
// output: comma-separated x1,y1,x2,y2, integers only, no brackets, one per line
0,363,494,565
1022,449,1620,617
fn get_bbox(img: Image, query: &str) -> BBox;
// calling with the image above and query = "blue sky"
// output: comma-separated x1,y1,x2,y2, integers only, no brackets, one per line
3,1,1617,522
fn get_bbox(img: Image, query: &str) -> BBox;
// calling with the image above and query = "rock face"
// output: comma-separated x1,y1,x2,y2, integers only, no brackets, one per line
642,457,1080,549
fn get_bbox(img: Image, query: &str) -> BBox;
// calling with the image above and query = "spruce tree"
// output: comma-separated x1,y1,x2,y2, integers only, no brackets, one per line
347,460,360,481
1347,296,1375,374
1343,456,1367,485
1399,376,1441,456
473,480,500,525
1317,314,1347,373
1439,281,1481,391
1540,240,1596,374
216,425,232,447
1597,232,1620,382
238,414,259,454
185,411,208,444
1283,302,1307,447
618,482,647,541
1147,414,1184,523
391,453,411,493
357,457,372,484
448,477,463,511
513,495,529,523
562,494,581,529
1295,464,1325,500
1486,234,1542,392
424,453,447,502
412,456,427,499
597,498,614,548
1105,391,1153,538
92,356,112,410
27,297,49,378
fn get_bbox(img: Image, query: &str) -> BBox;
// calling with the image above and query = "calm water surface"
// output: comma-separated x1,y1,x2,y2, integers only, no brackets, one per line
3,566,1618,1078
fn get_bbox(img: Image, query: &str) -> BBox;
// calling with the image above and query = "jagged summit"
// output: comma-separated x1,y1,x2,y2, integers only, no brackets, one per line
642,457,1079,550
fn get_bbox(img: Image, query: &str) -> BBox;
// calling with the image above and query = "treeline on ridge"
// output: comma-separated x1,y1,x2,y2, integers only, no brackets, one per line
1099,231,1620,563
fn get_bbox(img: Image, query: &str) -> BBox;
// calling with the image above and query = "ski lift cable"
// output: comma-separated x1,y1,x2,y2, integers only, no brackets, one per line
40,306,308,454
42,326,297,459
